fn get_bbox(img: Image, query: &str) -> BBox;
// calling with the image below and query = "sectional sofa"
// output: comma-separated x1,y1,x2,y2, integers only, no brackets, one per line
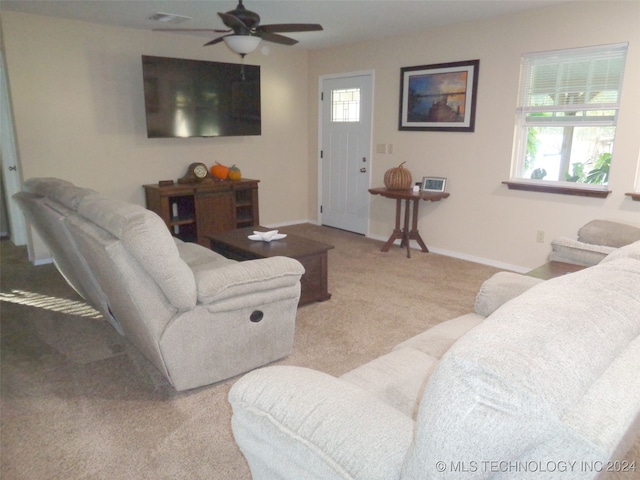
229,241,640,479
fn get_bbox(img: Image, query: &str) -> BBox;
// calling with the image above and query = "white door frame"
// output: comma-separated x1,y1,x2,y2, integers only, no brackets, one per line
1,52,27,246
317,70,374,235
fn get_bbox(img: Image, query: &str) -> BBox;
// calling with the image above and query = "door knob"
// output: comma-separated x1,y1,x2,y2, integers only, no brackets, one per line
8,166,17,171
360,167,367,173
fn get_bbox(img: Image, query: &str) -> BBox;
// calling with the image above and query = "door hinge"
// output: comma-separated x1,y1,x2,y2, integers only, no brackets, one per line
320,205,323,213
320,150,323,159
321,92,324,101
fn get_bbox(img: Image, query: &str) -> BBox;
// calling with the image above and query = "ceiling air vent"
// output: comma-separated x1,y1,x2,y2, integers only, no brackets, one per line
148,12,192,24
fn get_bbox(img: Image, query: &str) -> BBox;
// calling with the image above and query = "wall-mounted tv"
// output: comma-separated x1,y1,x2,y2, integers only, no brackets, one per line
141,55,261,138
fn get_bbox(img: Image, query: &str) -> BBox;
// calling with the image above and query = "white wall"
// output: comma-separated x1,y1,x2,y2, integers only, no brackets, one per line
308,1,640,270
2,11,311,262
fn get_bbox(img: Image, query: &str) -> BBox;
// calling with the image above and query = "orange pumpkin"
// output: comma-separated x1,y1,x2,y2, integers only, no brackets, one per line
228,165,242,181
211,162,229,180
383,161,413,190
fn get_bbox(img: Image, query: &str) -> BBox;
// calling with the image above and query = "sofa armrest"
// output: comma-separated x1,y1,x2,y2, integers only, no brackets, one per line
474,271,543,317
229,365,414,480
549,236,615,266
194,256,305,304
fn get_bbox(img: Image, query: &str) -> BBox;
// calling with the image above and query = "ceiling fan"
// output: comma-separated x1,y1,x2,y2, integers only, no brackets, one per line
154,0,323,57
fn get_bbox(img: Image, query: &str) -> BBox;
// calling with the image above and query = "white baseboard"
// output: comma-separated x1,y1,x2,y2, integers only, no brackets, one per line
428,247,529,273
366,233,529,273
33,257,54,266
266,219,320,228
268,221,529,273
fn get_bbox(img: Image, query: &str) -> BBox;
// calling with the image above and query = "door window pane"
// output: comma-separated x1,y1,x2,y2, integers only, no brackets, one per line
332,88,360,122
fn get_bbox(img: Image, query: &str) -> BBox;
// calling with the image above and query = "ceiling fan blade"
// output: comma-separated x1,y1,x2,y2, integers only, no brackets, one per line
218,12,249,33
256,32,299,46
203,36,228,47
257,23,323,34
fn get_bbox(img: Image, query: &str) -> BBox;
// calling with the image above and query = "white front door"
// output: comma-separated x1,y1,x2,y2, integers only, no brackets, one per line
320,73,373,235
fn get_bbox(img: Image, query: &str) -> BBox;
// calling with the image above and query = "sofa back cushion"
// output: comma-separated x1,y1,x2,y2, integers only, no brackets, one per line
23,177,97,210
76,194,197,311
65,213,174,377
402,257,640,479
12,191,121,328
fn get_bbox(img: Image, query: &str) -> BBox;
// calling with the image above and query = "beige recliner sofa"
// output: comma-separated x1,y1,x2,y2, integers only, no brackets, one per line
229,241,640,479
14,178,304,391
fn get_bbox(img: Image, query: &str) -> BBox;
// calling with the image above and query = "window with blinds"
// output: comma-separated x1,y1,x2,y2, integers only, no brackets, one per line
511,43,628,187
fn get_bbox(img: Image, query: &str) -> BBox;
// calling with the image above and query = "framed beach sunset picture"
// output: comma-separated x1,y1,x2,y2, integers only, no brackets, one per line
399,59,479,132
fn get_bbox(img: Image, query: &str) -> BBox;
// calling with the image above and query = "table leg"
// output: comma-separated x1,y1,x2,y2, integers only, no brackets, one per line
409,198,429,253
381,198,404,252
403,198,411,258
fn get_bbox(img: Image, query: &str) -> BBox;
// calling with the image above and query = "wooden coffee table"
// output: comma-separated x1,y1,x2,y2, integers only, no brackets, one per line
208,227,334,306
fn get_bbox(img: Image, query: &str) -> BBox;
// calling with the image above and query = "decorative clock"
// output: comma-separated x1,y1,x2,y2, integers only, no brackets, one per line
178,163,213,184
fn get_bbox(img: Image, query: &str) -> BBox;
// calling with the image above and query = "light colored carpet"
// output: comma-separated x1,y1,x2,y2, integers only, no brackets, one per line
2,225,636,479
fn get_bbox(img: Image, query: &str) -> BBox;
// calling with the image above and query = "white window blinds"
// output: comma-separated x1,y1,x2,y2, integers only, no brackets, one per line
518,43,628,119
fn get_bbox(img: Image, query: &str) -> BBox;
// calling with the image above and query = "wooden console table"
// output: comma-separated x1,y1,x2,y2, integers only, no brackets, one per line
369,187,450,258
144,180,259,247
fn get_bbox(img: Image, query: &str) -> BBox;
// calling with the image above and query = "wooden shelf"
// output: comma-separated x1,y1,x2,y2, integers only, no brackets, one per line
625,192,640,201
502,181,611,198
168,216,196,227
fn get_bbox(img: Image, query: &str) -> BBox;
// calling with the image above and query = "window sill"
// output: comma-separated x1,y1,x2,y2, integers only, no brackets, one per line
502,181,611,198
626,192,640,201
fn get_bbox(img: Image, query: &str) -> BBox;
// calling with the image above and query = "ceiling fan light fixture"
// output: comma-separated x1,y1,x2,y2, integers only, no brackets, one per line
223,35,261,55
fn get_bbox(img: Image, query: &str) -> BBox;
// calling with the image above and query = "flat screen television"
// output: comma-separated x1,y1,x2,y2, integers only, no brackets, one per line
141,55,261,138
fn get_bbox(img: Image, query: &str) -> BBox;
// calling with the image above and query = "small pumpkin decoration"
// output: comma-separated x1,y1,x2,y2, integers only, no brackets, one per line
383,161,413,190
211,162,230,180
228,165,242,181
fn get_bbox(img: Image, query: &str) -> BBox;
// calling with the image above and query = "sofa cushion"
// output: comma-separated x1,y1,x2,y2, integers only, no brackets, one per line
578,219,640,248
174,239,237,271
77,194,197,311
340,347,439,418
392,313,484,359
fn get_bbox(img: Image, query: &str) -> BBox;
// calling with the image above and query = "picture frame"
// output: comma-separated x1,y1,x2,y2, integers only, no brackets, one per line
421,176,447,192
399,59,479,132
